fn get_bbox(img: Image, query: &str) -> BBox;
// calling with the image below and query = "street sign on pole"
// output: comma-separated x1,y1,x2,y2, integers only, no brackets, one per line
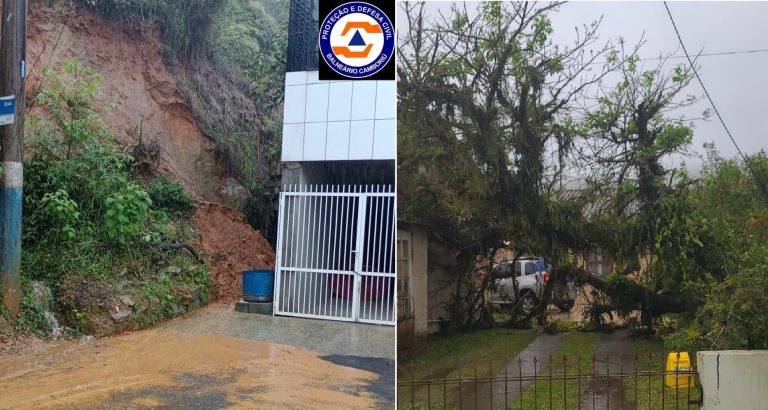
0,96,15,126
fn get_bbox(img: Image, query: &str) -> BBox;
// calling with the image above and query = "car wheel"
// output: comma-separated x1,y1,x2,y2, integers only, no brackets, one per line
519,292,538,315
556,300,575,312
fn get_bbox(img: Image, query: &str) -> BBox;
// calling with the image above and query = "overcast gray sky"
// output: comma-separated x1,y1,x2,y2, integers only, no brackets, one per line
398,1,768,173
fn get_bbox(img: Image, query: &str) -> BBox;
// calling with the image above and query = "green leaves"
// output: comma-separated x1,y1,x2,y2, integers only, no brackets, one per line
480,1,502,25
33,190,82,243
671,65,690,84
531,15,553,49
627,54,639,73
146,178,196,217
451,13,469,31
654,123,693,152
104,184,152,245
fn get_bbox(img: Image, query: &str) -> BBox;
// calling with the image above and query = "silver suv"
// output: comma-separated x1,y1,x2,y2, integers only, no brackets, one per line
489,257,576,314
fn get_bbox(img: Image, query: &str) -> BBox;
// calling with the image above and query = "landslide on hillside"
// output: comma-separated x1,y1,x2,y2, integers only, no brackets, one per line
193,203,275,300
24,2,276,303
26,1,238,205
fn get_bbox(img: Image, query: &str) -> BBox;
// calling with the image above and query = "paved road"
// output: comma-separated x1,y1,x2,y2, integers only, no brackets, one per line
461,333,563,410
163,303,394,359
0,302,395,409
579,329,637,410
163,303,396,406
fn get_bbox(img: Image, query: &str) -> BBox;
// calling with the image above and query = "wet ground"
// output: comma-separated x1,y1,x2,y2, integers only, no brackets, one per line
579,329,636,410
163,303,393,359
462,334,563,409
0,303,395,409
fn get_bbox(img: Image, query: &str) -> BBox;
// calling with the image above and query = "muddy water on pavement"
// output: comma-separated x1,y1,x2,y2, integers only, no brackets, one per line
579,330,637,410
461,333,563,409
0,330,376,409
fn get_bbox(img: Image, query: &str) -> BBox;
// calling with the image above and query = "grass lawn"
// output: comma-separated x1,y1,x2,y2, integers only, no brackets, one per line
398,328,700,409
624,337,699,409
513,331,601,410
398,328,538,409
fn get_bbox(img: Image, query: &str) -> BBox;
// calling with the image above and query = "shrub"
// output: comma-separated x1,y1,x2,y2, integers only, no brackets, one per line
17,60,211,337
32,190,81,243
146,178,196,216
104,183,152,245
80,0,225,58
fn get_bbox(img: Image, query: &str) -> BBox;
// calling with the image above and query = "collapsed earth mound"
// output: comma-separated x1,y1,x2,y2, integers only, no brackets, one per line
193,203,276,300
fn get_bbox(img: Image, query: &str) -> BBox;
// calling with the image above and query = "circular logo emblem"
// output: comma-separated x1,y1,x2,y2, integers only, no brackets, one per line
319,2,395,79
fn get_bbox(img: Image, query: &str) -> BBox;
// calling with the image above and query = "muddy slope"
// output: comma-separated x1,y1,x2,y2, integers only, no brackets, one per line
23,2,278,305
26,2,233,204
193,203,276,300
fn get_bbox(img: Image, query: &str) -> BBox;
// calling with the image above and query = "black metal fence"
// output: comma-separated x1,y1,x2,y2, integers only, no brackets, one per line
398,353,701,409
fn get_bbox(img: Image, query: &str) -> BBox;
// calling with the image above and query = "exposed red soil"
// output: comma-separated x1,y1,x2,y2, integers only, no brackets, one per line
193,203,275,300
26,1,234,204
23,2,271,303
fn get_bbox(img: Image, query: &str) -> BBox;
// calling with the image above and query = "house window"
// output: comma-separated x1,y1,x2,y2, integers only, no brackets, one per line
397,238,412,320
587,251,612,276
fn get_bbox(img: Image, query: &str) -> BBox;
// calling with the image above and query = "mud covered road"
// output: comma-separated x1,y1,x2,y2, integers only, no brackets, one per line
0,303,395,409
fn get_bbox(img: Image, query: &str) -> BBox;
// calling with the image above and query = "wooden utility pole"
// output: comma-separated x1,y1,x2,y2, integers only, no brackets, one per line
0,0,27,316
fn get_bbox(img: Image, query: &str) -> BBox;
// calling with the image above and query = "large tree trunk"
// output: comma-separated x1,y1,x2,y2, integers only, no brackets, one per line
580,270,690,326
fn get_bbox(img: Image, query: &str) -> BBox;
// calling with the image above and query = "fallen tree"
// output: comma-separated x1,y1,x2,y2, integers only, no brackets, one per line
398,1,629,331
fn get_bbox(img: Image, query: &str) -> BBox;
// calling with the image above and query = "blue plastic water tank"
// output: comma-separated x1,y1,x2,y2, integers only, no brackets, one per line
242,269,275,302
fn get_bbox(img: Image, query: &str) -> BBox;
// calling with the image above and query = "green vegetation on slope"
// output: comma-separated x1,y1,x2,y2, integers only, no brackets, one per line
79,0,288,238
214,0,288,110
205,0,287,236
82,0,225,58
17,60,208,337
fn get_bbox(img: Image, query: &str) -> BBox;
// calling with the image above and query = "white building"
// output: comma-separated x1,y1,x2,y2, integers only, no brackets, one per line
273,0,396,325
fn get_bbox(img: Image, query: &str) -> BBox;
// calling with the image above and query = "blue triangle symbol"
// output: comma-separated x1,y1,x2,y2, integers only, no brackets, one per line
348,30,366,47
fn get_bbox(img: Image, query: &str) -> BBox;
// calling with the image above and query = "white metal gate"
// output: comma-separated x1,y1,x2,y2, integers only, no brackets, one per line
274,185,395,325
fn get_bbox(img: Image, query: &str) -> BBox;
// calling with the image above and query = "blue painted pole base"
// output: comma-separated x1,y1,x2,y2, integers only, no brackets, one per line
1,162,23,316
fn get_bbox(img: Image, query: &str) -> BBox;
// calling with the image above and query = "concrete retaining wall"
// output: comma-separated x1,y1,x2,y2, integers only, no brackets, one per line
697,350,768,410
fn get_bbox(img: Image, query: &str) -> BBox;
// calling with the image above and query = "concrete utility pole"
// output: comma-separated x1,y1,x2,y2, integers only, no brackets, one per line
0,0,27,316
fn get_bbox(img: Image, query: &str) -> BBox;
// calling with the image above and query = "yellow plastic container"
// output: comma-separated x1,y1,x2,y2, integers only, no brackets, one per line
665,352,695,388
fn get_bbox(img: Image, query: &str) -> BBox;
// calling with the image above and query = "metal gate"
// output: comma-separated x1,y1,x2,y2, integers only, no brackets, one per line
274,185,395,325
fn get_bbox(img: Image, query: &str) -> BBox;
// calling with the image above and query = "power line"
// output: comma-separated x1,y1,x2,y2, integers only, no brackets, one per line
5,6,71,148
663,1,768,198
638,48,768,60
406,47,768,92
